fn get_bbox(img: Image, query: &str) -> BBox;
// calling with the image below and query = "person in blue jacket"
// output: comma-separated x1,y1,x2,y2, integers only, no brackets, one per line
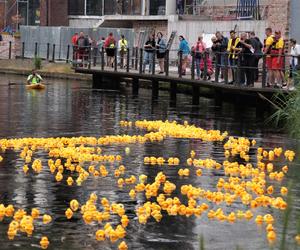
179,35,190,75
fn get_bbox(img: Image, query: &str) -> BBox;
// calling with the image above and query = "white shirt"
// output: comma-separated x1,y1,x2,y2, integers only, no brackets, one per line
290,44,300,66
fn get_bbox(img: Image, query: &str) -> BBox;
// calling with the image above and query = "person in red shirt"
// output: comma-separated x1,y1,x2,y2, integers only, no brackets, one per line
72,32,79,62
104,33,116,67
192,36,206,80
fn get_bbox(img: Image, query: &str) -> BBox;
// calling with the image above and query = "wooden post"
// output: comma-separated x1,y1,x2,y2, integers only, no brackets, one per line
178,51,183,78
135,47,138,70
34,42,38,57
152,80,159,99
132,77,139,95
152,49,156,75
191,51,195,80
22,42,25,59
262,54,267,88
224,52,228,84
192,86,200,105
46,43,50,61
52,44,56,62
101,47,105,70
126,48,130,72
203,51,208,80
66,44,70,63
114,48,118,71
214,52,219,83
8,41,11,59
139,48,143,74
165,49,169,76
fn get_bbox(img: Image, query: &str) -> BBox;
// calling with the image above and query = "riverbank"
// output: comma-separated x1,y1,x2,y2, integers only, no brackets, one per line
0,59,92,81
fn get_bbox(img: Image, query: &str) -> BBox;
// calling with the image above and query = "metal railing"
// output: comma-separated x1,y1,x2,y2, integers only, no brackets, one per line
0,42,297,89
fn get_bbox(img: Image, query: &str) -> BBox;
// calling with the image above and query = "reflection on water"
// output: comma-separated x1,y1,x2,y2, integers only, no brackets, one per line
0,74,300,250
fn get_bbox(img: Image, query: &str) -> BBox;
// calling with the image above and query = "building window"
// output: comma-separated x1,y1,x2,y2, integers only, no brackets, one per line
150,0,166,15
86,0,103,15
68,0,85,15
104,0,116,15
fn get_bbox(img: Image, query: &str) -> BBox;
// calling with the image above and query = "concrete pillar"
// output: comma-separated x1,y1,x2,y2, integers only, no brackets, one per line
165,0,176,15
142,0,149,15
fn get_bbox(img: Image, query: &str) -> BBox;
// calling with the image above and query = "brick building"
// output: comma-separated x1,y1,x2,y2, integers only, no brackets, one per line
1,0,299,42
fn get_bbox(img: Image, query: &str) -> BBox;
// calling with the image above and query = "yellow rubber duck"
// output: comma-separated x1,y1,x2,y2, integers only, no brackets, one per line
40,236,50,249
65,208,73,219
43,214,52,224
118,241,128,250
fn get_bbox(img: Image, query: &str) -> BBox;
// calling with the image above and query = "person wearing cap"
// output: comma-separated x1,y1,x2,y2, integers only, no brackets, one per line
263,27,275,87
227,30,240,84
271,30,285,88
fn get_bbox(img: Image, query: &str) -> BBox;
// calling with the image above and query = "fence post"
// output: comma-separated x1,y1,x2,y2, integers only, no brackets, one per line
101,47,105,70
214,52,219,83
262,54,267,88
9,41,12,59
224,52,228,84
203,51,208,80
114,48,118,71
236,54,241,86
165,49,169,76
191,51,195,80
52,44,56,62
152,49,156,75
131,48,135,69
22,42,25,59
34,43,38,57
88,47,92,69
135,47,139,70
139,48,143,74
46,43,50,61
126,48,130,72
178,50,183,78
66,44,70,63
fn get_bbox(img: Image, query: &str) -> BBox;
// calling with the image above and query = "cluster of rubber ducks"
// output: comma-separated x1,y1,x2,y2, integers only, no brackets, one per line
0,204,51,249
65,194,128,250
0,120,298,249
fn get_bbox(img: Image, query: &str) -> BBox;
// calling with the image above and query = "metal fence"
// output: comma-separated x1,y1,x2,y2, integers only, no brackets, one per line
20,26,135,60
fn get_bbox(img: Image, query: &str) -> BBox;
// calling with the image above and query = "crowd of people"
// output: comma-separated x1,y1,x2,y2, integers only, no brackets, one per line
71,28,300,89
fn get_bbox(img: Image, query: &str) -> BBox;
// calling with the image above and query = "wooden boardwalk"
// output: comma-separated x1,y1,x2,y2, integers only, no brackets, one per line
75,66,289,106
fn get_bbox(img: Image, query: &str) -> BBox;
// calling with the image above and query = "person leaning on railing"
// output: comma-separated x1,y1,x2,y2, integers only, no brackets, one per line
227,30,240,84
263,27,275,87
118,35,128,69
249,32,263,82
156,32,167,74
143,34,156,73
178,35,190,76
76,32,90,67
192,36,206,80
104,33,116,68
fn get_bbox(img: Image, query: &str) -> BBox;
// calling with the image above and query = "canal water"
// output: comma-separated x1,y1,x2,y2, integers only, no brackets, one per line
0,74,299,250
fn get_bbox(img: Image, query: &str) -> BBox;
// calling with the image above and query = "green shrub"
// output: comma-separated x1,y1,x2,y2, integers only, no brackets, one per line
33,57,42,70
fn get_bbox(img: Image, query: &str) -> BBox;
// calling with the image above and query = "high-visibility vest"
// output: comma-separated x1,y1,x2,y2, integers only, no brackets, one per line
119,39,128,52
227,37,240,59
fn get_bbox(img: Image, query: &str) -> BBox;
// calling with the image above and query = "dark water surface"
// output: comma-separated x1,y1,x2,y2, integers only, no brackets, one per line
0,73,300,250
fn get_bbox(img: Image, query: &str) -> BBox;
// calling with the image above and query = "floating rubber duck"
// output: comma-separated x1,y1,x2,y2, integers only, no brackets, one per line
40,236,50,249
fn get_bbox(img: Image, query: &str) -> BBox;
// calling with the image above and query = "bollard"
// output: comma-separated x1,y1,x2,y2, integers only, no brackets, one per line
22,42,25,59
203,51,208,80
262,54,267,88
34,43,38,57
178,51,183,78
66,45,70,63
8,41,12,59
165,49,169,76
224,52,228,84
52,44,56,62
139,48,143,74
191,51,195,80
126,48,130,72
152,49,156,75
114,48,118,71
46,43,50,61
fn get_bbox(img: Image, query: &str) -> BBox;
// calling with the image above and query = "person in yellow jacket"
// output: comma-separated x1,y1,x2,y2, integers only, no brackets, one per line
118,35,128,68
227,30,240,84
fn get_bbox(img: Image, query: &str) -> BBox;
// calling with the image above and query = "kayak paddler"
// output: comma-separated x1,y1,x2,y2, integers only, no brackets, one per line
27,70,43,85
